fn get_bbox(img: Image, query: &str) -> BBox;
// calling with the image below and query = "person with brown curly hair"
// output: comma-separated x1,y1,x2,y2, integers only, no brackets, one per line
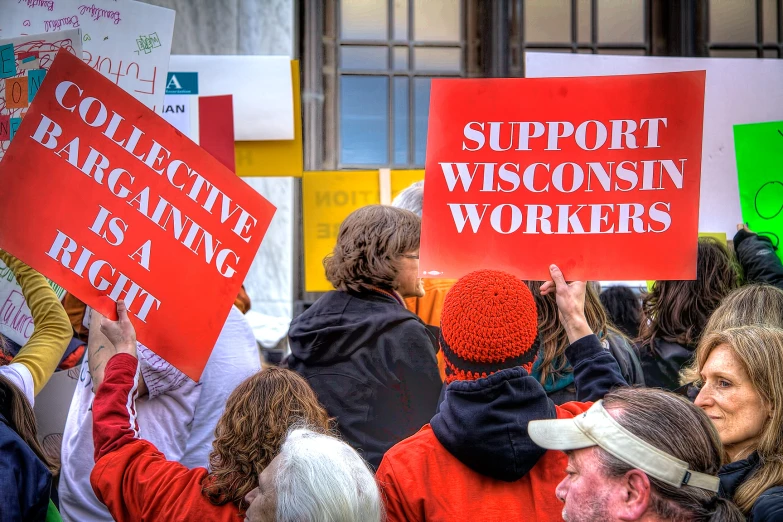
638,237,739,390
88,300,332,522
287,205,442,469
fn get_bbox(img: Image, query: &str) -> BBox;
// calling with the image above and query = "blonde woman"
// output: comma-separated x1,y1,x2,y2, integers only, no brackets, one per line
694,326,783,520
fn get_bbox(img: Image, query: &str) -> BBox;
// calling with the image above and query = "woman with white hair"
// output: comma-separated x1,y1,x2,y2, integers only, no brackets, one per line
244,428,383,522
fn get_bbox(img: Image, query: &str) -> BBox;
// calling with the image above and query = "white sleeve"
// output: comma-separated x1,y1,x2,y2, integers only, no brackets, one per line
137,343,191,400
0,363,35,406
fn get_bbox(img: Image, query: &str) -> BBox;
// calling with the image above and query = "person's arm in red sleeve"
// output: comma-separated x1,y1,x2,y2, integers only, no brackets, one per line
90,301,236,522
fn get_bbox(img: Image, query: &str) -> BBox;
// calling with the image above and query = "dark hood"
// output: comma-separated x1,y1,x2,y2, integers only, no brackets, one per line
719,452,760,499
430,367,556,482
288,290,427,364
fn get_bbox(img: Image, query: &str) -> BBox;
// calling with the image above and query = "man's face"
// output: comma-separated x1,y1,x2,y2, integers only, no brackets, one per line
244,455,280,522
555,447,615,522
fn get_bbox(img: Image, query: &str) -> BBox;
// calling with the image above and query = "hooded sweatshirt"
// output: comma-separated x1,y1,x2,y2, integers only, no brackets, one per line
376,334,627,522
287,289,442,469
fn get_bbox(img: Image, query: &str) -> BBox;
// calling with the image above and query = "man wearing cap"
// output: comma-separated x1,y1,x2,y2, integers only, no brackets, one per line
529,387,744,521
376,265,628,521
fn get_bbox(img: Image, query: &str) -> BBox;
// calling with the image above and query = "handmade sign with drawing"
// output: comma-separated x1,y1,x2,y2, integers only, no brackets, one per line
1,28,82,161
734,120,783,262
0,50,277,380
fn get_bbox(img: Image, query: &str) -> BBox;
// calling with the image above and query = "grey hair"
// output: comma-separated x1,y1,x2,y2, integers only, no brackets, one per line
596,388,744,522
391,181,424,217
275,428,383,522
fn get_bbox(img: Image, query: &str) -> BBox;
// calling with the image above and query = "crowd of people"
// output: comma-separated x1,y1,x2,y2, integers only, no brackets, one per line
1,180,782,521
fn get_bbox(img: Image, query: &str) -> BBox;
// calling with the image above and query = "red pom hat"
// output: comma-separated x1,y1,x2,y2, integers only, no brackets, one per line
440,269,539,384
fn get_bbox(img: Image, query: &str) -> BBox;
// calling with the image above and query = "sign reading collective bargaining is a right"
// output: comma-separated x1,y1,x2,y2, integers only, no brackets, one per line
0,50,276,381
420,71,706,281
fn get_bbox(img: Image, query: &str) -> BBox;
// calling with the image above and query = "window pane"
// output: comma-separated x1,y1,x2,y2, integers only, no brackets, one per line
394,77,409,165
413,0,461,42
414,77,431,165
764,49,779,58
340,76,389,165
414,47,461,72
598,0,644,43
763,0,777,43
394,0,409,40
709,49,758,57
341,0,388,40
341,46,388,70
598,48,646,55
578,0,591,43
394,46,409,70
709,0,756,43
525,0,571,43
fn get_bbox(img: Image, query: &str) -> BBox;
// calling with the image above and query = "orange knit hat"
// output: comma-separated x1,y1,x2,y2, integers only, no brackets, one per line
440,269,539,384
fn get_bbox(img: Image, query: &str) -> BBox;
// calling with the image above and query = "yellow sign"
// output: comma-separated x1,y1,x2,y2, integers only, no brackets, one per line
234,61,303,177
303,171,379,292
646,232,729,291
390,169,425,201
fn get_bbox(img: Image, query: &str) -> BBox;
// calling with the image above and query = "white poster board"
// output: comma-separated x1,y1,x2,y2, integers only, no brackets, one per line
169,55,294,141
0,0,175,111
0,259,66,347
524,52,783,236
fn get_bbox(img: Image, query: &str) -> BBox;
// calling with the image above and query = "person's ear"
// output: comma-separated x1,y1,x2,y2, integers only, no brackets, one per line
615,469,652,520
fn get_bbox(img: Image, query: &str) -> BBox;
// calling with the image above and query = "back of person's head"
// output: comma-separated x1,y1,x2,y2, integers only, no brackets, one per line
599,388,743,521
0,374,57,475
440,270,538,384
704,284,783,334
275,428,383,522
526,279,609,386
599,285,642,339
681,284,783,386
391,180,424,217
203,367,332,507
696,326,783,513
640,237,738,349
324,205,420,293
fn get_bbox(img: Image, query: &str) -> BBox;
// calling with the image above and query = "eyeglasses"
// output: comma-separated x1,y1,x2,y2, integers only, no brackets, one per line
401,254,419,260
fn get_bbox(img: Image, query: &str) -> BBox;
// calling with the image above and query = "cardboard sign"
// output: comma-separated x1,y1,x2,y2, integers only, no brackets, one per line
420,72,706,281
524,52,783,237
1,0,175,112
734,121,783,262
303,171,379,292
0,29,82,161
0,50,276,380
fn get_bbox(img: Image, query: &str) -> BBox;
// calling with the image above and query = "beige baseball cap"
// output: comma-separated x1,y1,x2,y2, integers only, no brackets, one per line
528,400,720,492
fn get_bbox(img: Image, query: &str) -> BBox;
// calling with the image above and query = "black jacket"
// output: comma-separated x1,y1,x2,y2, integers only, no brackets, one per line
639,338,693,390
0,412,52,522
734,229,783,290
430,334,627,481
544,332,644,405
719,452,783,521
287,290,442,469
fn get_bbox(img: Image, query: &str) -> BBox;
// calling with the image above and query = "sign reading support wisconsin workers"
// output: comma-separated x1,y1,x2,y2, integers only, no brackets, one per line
165,72,198,95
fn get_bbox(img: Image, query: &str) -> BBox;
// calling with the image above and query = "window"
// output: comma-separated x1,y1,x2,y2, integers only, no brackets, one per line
324,0,467,168
707,0,781,57
509,0,652,76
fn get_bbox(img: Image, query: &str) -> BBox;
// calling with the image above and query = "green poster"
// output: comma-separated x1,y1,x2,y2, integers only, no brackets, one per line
734,120,783,263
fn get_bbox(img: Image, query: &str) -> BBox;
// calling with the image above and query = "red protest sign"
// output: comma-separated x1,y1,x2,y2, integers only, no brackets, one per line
420,72,705,281
0,50,276,380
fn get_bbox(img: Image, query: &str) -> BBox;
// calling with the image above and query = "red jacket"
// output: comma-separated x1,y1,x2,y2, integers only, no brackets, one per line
376,403,589,522
90,353,239,522
376,335,628,522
